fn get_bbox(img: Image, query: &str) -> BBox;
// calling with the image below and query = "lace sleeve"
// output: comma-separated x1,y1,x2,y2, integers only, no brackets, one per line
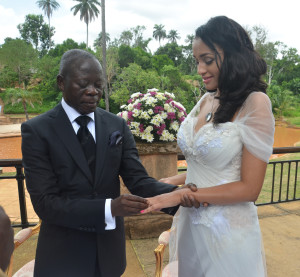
236,92,275,162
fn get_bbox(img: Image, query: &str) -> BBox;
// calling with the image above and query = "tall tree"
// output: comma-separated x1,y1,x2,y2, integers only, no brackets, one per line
167,29,180,44
17,14,54,53
130,25,151,51
153,24,166,46
101,0,109,111
182,34,197,74
71,0,101,48
119,30,133,46
36,0,60,46
251,25,280,85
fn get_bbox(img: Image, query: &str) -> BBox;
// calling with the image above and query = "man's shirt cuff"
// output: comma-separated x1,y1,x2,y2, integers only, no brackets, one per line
105,199,116,230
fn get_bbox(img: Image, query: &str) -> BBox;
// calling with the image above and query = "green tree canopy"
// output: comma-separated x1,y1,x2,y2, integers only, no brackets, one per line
151,54,174,75
155,42,183,67
47,38,86,57
110,63,160,110
132,47,152,70
17,14,54,53
118,45,135,68
0,39,38,88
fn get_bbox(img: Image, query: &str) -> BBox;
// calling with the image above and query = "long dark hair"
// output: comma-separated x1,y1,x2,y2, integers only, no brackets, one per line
195,16,268,124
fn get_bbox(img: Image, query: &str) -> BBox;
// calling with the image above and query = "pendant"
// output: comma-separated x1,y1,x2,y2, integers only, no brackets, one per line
205,112,212,122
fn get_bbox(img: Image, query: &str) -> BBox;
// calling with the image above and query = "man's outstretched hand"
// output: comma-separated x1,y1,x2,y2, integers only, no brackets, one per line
111,194,148,217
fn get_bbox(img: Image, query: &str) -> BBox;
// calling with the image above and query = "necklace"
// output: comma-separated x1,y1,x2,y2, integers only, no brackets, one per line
205,96,215,122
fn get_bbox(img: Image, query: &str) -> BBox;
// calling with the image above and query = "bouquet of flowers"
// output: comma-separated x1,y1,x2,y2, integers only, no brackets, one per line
117,88,187,143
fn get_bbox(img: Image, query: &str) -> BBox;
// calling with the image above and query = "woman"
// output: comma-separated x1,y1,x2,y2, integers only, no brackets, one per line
144,16,275,276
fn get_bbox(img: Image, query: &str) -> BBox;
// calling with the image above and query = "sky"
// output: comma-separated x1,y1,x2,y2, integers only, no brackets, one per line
0,0,300,54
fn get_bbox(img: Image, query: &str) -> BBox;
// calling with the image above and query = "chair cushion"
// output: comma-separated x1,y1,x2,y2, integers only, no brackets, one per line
12,260,35,277
14,228,32,244
162,261,178,277
158,230,171,245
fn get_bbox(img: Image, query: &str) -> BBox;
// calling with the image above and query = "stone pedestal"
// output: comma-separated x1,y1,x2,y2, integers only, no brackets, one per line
122,141,179,238
124,212,173,239
120,141,179,194
136,141,179,180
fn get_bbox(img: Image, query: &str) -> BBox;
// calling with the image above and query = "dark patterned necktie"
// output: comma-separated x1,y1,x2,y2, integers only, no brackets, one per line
75,115,96,179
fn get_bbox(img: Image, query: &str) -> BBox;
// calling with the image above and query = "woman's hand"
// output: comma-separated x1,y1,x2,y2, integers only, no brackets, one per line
143,189,191,213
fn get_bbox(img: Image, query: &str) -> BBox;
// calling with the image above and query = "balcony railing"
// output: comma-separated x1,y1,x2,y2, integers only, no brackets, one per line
0,147,299,228
177,147,300,206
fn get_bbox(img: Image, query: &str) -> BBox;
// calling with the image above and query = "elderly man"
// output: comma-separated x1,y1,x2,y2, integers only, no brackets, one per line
21,49,189,277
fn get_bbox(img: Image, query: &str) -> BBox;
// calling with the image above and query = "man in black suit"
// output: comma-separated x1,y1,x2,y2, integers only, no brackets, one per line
21,49,182,277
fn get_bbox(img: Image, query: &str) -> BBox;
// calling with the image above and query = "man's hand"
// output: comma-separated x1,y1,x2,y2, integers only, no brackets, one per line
111,194,149,217
0,206,14,272
175,183,208,208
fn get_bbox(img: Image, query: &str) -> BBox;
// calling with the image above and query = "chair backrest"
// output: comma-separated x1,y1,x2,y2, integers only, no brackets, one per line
5,221,41,277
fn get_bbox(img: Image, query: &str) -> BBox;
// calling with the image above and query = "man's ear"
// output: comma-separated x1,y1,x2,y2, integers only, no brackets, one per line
57,75,64,91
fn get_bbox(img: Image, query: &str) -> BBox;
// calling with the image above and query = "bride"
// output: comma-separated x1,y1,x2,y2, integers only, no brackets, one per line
144,16,274,277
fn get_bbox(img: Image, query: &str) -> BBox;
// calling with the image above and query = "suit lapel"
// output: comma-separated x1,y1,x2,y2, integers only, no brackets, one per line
94,108,108,186
52,104,93,184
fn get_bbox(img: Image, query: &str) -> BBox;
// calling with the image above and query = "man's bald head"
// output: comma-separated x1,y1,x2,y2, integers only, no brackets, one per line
59,49,103,77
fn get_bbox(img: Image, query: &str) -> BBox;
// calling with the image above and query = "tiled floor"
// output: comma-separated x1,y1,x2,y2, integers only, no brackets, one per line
0,178,38,224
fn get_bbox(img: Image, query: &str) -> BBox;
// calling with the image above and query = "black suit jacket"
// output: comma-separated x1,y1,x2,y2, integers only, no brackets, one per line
21,104,176,277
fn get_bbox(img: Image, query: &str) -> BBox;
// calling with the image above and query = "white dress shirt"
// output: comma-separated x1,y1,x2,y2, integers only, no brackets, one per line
61,98,116,230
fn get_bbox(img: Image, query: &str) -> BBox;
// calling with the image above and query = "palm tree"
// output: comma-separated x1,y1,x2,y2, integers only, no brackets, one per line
153,24,166,46
5,88,42,121
167,30,180,44
36,0,60,45
93,32,110,48
71,0,101,48
185,34,194,46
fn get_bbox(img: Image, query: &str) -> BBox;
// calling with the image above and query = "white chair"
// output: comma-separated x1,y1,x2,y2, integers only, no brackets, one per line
6,221,41,277
154,229,178,277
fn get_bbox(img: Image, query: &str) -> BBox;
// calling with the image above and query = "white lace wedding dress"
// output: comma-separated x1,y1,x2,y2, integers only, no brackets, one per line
167,91,275,277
